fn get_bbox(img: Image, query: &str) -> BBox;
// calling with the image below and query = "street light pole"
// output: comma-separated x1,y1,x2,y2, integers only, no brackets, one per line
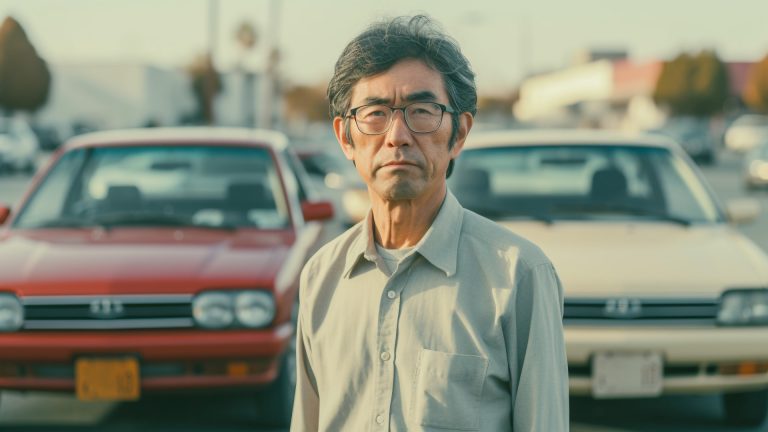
208,0,219,66
259,0,280,130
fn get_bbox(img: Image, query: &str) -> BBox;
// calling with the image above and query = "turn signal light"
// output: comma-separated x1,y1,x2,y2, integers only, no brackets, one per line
719,362,768,376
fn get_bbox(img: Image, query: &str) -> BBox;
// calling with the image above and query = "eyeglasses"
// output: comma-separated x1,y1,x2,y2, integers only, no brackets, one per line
346,102,455,135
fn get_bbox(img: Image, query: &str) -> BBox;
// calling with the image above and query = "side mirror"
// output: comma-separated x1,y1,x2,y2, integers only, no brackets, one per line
301,201,334,222
0,205,10,225
726,198,760,225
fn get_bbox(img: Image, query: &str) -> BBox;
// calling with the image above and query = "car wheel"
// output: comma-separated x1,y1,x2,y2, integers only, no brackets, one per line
253,338,296,428
723,389,768,426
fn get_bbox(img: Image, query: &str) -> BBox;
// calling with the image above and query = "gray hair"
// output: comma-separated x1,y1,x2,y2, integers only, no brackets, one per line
328,15,477,152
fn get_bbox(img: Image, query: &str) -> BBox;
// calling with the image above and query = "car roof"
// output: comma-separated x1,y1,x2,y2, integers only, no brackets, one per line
64,127,289,151
463,129,677,150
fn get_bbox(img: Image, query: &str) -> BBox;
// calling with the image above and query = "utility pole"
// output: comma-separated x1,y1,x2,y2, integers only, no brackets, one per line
259,0,280,129
208,0,219,65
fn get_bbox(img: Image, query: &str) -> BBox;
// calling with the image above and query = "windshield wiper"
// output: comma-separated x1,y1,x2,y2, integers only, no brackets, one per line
93,212,238,230
465,205,555,224
554,203,693,227
34,217,106,229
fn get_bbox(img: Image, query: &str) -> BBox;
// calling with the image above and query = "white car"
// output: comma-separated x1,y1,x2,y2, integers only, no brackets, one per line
449,129,768,427
0,117,39,173
724,114,768,153
295,146,370,227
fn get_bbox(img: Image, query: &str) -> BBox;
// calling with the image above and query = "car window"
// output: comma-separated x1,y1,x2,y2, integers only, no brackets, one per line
14,145,292,230
14,149,87,226
449,145,721,223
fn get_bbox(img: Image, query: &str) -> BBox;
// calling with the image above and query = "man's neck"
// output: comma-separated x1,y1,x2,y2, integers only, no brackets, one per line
371,185,446,249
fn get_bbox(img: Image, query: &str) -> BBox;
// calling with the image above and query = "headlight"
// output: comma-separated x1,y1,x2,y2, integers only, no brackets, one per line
718,289,768,326
234,291,275,328
0,294,23,331
193,290,275,329
193,292,234,329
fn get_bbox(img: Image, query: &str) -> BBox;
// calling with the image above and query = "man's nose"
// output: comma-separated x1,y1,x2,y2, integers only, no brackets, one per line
385,109,411,147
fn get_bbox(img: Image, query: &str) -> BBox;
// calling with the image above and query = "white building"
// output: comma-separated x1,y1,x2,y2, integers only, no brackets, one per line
35,63,265,137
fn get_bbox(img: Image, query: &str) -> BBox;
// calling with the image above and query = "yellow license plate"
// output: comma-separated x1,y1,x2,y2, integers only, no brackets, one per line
75,357,140,401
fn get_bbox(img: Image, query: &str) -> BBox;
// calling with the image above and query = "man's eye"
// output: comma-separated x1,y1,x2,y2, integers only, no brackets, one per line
364,110,387,118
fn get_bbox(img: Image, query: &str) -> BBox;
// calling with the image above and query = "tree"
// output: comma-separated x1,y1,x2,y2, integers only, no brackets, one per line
743,54,768,114
0,16,51,114
689,50,729,116
653,50,729,117
187,54,222,125
653,53,693,115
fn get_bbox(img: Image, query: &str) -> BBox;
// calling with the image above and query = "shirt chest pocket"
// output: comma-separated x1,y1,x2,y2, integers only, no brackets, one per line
411,348,489,430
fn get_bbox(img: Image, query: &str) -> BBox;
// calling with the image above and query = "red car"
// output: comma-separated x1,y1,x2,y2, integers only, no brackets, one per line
0,128,333,427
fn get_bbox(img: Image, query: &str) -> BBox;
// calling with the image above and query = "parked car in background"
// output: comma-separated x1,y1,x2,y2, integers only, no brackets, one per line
646,116,716,165
0,128,334,427
295,144,369,227
0,117,39,174
724,114,768,153
742,139,768,190
31,124,63,151
450,129,768,427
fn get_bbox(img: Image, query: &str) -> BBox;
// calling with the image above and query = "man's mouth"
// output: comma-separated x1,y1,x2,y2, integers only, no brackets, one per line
382,160,418,167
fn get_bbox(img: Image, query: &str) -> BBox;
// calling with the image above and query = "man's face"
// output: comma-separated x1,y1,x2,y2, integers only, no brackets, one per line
333,59,471,202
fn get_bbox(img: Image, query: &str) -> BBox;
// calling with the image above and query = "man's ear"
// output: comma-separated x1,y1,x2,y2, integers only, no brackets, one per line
333,116,355,161
450,112,474,159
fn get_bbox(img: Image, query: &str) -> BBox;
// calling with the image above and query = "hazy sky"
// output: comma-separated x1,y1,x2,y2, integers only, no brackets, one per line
1,0,767,94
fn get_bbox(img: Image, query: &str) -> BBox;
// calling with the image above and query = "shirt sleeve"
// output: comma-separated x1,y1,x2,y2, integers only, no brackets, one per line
510,263,569,431
290,271,320,431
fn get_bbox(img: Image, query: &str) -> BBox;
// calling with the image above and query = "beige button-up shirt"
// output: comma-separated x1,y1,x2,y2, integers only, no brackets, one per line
291,191,568,431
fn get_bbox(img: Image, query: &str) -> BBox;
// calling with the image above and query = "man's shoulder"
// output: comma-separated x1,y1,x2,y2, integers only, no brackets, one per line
304,221,365,274
460,208,551,269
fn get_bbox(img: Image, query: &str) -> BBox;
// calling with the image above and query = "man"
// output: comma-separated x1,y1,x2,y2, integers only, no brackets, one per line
291,15,568,432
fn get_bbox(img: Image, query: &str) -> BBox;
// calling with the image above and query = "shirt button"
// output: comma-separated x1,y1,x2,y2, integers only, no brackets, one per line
380,351,391,361
387,290,396,299
376,415,384,424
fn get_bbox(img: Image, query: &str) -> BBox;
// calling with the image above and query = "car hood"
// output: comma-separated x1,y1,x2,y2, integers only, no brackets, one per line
498,221,768,298
0,228,293,296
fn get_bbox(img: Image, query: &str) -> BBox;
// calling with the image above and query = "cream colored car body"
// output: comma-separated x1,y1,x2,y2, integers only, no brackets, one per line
501,221,768,395
460,130,768,397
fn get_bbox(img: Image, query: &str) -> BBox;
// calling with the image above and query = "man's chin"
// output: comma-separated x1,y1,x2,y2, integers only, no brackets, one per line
377,181,423,201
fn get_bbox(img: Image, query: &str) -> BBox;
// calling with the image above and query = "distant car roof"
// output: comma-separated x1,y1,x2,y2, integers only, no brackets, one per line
463,129,678,150
64,127,289,151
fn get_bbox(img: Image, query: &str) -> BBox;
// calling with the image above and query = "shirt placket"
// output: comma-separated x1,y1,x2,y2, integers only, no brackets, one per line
369,259,414,431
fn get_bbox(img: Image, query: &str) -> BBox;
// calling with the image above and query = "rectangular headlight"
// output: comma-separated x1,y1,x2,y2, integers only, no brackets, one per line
718,289,768,326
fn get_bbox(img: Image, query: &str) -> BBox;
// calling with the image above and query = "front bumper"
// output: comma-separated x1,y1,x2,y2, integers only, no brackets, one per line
0,323,293,392
566,325,768,395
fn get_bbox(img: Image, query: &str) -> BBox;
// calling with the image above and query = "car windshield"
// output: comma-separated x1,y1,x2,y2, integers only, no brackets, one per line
449,144,722,224
14,145,291,229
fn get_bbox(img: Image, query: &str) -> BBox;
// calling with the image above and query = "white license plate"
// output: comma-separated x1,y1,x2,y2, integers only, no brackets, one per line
592,352,663,398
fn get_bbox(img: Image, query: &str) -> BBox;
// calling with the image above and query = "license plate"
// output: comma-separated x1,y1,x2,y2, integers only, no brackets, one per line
592,352,662,398
76,357,140,401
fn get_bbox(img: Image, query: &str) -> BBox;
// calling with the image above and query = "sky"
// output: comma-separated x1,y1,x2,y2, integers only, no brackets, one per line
0,0,767,95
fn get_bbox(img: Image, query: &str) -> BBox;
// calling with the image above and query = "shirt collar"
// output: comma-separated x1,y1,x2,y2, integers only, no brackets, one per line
343,190,464,278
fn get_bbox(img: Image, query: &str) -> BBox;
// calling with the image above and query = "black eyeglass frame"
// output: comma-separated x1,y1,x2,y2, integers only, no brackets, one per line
346,102,456,135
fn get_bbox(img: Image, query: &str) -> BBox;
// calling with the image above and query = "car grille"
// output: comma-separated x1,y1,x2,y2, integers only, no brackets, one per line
22,295,194,330
564,298,719,326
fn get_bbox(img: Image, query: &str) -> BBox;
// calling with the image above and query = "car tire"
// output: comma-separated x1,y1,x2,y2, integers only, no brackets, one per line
253,341,296,428
253,302,298,428
723,389,768,427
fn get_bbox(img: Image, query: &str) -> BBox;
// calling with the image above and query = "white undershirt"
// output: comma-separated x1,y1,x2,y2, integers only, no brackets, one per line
375,244,416,274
